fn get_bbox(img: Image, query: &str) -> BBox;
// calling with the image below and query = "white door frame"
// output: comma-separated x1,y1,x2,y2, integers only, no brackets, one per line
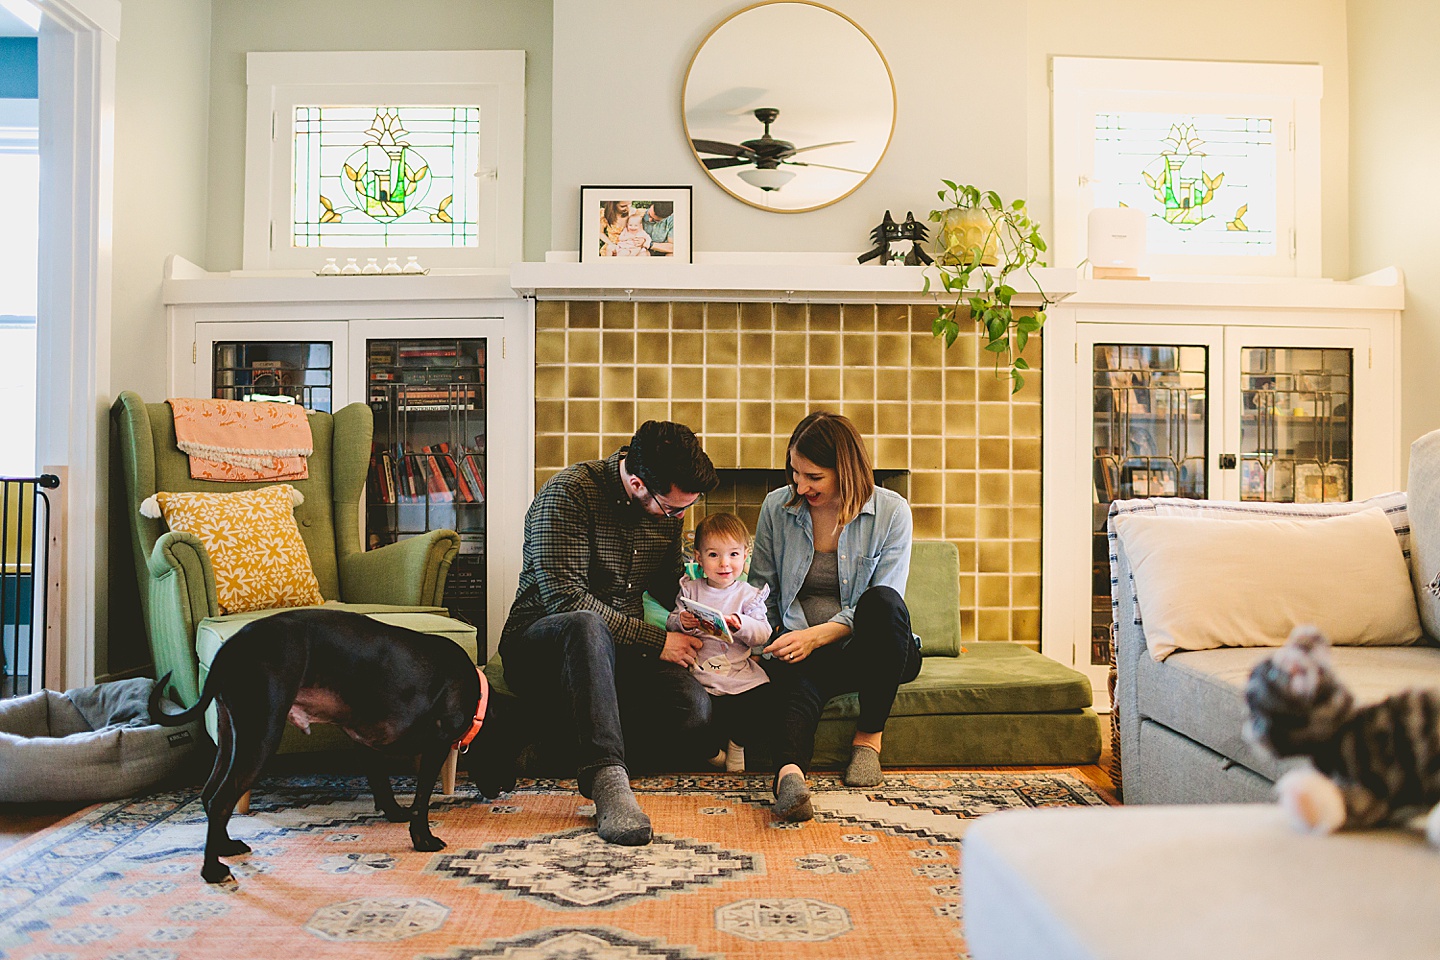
34,0,120,687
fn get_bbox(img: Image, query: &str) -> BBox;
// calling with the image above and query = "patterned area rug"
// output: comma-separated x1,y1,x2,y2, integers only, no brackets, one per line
0,771,1111,960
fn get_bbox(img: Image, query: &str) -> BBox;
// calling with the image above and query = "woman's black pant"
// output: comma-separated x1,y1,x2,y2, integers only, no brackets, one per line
763,585,921,774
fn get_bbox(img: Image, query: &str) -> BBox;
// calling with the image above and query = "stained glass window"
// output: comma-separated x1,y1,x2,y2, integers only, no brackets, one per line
1092,112,1276,258
292,106,481,249
1051,58,1320,277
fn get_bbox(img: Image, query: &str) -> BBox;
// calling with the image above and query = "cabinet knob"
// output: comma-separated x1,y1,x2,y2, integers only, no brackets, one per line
1219,454,1237,470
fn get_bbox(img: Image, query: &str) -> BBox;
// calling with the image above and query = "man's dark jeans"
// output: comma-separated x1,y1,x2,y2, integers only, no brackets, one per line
499,611,713,794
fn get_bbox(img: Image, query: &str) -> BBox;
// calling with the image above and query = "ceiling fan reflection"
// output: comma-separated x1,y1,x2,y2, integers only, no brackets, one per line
691,107,864,191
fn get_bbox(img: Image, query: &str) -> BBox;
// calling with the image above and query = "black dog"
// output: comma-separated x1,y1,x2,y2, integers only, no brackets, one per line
149,608,517,883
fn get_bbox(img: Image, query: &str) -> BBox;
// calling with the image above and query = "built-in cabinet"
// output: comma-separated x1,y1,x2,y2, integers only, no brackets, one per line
1042,272,1404,696
161,258,1408,692
162,259,534,656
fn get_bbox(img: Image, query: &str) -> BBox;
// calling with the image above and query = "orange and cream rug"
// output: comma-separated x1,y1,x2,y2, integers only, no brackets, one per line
0,771,1111,960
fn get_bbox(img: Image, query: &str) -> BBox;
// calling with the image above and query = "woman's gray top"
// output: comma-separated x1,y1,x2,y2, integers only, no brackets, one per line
797,550,842,627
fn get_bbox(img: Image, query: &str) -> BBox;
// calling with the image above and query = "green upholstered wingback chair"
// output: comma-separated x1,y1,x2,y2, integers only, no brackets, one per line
111,391,462,709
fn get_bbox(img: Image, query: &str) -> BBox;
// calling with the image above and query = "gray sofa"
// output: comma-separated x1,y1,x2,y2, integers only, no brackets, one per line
960,429,1440,960
1112,478,1440,804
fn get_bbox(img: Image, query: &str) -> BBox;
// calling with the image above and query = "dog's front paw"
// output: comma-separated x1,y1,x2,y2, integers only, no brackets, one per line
411,833,447,853
214,837,251,857
474,769,518,802
201,860,235,884
1277,767,1346,835
378,805,411,823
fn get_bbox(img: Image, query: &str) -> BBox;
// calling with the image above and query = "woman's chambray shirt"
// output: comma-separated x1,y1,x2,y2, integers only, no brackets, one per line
749,484,913,638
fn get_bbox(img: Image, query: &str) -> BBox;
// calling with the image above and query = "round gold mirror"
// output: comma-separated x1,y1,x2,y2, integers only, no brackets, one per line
682,1,895,213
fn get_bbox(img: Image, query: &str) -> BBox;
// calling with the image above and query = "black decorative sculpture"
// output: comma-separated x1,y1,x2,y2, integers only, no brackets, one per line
857,210,933,266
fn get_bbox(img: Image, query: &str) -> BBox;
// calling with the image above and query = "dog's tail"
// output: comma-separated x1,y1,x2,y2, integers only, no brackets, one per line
148,672,215,727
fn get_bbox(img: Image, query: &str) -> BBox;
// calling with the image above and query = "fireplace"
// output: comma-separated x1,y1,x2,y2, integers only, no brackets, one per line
532,297,1042,647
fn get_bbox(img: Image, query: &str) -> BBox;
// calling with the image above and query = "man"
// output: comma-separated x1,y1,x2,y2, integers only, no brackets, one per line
499,421,718,845
639,201,675,256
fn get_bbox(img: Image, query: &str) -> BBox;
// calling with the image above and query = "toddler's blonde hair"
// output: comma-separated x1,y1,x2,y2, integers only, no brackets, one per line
694,512,750,553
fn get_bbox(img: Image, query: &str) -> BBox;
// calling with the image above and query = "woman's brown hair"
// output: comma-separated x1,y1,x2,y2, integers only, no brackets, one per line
784,411,874,528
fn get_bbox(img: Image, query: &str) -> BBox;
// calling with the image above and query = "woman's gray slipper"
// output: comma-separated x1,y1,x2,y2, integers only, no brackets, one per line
844,744,883,787
774,772,814,822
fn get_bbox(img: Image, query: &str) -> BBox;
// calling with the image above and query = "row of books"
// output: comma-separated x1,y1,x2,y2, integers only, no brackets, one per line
369,385,481,411
370,369,483,385
369,445,486,504
368,343,486,366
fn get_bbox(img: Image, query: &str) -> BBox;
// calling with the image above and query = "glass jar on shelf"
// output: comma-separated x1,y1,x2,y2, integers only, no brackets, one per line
382,257,402,274
362,257,382,275
340,258,361,275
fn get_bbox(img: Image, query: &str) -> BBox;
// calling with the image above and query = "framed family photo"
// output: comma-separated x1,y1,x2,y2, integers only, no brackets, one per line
580,185,693,263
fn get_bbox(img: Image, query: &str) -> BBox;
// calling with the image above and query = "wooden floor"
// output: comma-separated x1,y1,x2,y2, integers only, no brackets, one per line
0,724,1116,853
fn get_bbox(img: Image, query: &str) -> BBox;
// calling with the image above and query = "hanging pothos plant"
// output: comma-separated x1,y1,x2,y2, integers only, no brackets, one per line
922,181,1051,393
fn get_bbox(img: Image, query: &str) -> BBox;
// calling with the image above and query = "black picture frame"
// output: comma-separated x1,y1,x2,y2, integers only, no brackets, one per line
580,185,693,263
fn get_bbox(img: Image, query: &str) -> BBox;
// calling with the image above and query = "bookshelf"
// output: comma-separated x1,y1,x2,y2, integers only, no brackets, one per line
367,337,489,629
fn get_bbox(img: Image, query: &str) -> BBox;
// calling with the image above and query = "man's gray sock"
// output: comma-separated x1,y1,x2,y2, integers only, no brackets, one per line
590,765,652,845
844,744,884,787
773,772,814,822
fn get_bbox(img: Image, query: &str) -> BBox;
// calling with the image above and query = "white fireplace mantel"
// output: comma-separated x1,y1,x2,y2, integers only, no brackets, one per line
508,260,1079,305
163,254,1077,307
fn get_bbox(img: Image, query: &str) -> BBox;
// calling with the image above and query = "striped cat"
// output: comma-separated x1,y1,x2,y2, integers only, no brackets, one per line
1244,625,1440,847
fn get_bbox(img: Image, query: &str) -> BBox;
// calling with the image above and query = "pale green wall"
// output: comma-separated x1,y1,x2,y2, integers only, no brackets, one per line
549,0,1026,255
110,0,211,404
108,0,212,676
1349,0,1440,463
203,0,553,271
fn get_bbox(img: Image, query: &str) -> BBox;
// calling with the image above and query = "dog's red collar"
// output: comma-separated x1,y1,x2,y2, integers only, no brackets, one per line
455,667,489,752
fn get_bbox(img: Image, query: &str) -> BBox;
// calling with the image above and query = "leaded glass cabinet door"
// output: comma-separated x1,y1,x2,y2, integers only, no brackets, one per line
1074,323,1223,683
1220,327,1373,503
364,332,489,631
347,316,528,650
194,321,349,412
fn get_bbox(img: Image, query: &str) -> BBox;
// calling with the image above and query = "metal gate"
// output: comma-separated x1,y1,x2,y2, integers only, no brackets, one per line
0,474,58,698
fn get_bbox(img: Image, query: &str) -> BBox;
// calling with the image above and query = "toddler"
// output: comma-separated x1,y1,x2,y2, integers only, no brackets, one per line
667,512,774,772
599,202,653,257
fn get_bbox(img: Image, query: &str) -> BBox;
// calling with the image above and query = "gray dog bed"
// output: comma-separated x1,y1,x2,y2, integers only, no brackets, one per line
0,678,201,803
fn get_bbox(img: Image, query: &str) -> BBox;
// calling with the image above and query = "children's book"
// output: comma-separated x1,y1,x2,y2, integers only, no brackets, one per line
677,594,734,644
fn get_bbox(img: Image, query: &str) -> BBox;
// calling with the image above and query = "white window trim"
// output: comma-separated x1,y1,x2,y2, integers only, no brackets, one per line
34,0,121,689
1052,57,1321,278
243,50,525,272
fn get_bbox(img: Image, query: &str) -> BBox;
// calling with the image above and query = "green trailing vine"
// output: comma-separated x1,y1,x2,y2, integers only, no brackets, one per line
923,181,1051,394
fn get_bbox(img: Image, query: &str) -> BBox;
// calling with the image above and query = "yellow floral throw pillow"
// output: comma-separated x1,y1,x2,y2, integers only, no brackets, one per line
140,484,324,614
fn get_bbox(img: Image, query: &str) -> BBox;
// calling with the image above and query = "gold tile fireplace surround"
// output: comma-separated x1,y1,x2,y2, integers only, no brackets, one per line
519,262,1069,648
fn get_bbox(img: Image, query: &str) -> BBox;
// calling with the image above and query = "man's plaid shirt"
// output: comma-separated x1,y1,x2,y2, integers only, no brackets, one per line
500,451,684,653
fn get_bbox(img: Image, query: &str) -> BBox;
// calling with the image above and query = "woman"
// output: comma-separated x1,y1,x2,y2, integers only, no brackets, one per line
749,411,921,822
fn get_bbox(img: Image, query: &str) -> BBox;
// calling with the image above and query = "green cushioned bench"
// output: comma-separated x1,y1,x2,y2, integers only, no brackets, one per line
484,541,1101,768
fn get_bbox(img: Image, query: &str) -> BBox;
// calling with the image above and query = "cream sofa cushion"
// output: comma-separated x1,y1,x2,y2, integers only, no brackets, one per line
1115,507,1423,661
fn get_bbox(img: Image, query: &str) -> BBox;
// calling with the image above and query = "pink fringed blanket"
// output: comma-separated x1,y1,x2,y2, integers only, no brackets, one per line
168,397,313,481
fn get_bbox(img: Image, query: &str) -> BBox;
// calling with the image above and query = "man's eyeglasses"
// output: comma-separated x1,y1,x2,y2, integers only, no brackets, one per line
647,489,691,519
